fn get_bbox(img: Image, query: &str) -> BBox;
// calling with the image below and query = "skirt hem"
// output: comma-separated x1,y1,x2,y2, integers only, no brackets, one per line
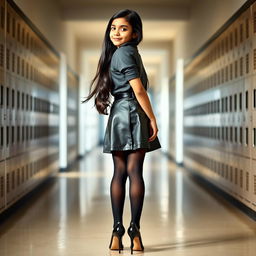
103,142,161,153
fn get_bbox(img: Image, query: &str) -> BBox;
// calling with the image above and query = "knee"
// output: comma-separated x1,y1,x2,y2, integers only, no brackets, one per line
127,166,142,180
114,166,128,180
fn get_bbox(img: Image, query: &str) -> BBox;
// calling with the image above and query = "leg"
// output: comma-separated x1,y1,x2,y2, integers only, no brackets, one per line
126,148,146,229
110,150,128,227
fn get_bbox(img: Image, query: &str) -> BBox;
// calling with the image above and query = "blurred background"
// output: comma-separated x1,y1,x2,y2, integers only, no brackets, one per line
0,1,256,255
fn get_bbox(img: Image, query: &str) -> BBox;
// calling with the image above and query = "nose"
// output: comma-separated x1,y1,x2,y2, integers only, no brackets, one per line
114,29,120,36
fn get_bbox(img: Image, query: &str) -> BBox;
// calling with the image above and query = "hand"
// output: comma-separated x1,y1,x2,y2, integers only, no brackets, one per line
148,118,158,142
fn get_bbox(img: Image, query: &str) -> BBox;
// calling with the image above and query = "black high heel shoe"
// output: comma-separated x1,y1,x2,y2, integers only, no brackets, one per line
109,222,125,253
127,222,144,254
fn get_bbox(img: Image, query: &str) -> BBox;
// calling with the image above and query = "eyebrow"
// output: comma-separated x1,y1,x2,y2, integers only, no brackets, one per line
111,24,128,27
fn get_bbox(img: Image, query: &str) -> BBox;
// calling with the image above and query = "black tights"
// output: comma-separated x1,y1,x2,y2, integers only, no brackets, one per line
110,149,146,229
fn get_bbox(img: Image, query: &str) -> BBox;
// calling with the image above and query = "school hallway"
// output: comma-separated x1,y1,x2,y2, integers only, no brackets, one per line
1,0,256,255
0,146,255,256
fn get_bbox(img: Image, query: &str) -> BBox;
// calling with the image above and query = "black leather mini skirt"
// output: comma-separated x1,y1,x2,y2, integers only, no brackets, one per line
103,91,161,153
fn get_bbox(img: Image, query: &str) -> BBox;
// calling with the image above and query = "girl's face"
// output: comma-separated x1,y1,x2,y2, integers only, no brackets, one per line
110,17,137,48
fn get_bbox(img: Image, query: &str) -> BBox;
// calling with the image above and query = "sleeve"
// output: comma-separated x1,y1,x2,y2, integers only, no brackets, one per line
116,48,140,82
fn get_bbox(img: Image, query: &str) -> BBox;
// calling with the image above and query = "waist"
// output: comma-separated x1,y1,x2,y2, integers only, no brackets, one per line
114,91,136,101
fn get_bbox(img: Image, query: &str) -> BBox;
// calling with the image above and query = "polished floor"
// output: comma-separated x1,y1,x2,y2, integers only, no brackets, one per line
0,147,256,256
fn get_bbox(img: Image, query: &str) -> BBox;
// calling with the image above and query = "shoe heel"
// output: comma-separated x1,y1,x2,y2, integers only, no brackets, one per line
109,233,123,253
109,222,125,253
118,235,122,254
127,222,144,254
130,236,134,254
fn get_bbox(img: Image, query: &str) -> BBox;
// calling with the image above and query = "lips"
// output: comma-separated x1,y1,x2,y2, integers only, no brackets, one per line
113,38,122,40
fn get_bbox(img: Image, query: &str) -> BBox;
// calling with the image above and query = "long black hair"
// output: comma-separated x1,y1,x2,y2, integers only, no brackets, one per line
81,9,145,115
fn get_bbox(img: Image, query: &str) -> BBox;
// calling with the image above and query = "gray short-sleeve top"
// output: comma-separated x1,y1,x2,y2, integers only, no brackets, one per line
109,41,148,96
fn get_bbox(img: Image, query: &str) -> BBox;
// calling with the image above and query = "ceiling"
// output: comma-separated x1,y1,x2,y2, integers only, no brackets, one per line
68,20,185,44
58,0,192,21
58,0,193,79
61,0,191,44
57,0,193,8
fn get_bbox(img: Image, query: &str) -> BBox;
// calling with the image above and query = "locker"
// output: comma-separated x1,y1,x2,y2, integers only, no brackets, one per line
183,1,256,214
0,0,71,215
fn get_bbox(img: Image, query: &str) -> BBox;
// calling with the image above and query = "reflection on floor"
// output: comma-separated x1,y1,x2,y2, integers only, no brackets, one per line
0,146,256,256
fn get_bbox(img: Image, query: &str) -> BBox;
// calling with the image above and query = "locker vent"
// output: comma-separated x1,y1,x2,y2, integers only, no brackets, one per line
6,48,9,70
0,176,3,197
26,164,29,180
240,127,243,144
21,59,24,77
17,126,20,142
6,125,9,145
225,66,228,82
17,22,20,42
17,55,20,75
246,53,249,74
240,57,243,76
0,44,3,67
6,173,9,193
246,18,249,38
0,126,2,147
230,32,233,49
22,166,24,183
0,6,4,29
221,68,224,83
235,168,238,185
240,169,243,188
30,162,33,177
245,127,248,145
235,28,238,46
254,49,256,69
0,86,3,106
225,164,229,179
254,12,256,33
254,175,256,195
12,52,15,72
17,168,20,186
6,12,9,34
12,17,16,38
230,166,233,182
225,36,228,53
246,171,249,191
11,126,14,144
254,91,256,109
11,170,15,190
254,128,256,146
240,23,243,43
235,60,238,78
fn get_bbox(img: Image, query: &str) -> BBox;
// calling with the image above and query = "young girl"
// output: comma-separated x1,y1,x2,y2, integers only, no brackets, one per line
82,9,161,254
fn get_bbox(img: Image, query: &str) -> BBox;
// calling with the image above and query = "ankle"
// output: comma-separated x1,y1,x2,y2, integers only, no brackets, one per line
113,221,125,236
129,221,140,229
113,221,123,228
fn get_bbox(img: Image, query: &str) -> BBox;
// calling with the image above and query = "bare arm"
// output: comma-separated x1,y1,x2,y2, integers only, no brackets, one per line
129,77,158,142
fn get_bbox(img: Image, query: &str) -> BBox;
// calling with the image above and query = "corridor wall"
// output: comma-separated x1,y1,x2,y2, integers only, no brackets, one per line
183,0,256,213
0,0,79,214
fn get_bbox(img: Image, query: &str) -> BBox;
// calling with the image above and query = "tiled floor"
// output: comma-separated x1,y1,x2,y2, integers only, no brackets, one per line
0,146,256,256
